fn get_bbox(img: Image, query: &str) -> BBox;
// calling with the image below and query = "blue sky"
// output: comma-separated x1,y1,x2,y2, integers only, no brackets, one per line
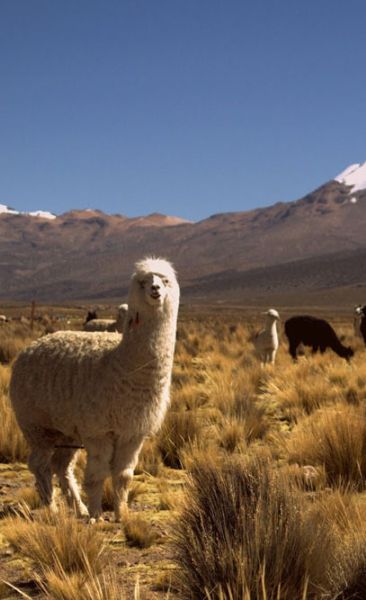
1,0,366,221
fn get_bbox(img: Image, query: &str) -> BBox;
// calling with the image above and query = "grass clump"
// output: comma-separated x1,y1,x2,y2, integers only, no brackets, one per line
3,505,105,575
123,512,158,548
0,365,28,463
158,409,203,469
287,404,366,490
173,454,332,600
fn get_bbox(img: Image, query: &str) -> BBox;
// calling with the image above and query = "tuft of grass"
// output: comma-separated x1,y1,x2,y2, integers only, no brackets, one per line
287,404,366,490
16,486,42,510
0,322,39,364
218,418,247,454
158,409,203,469
0,365,28,463
158,480,180,511
3,505,105,575
123,512,158,548
173,454,333,600
38,561,124,600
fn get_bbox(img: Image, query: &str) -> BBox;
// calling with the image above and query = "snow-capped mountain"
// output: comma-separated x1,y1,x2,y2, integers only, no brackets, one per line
0,204,56,220
334,162,366,195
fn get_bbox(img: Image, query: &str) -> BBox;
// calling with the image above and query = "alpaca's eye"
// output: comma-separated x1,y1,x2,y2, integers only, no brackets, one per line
163,278,170,286
139,281,146,289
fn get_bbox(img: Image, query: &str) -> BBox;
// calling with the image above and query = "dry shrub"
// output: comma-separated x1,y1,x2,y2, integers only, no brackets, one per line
2,494,135,600
224,394,269,444
27,561,123,600
287,405,366,490
0,365,28,462
16,486,42,509
312,491,366,599
0,322,38,364
219,418,247,454
123,512,158,548
158,480,180,510
3,505,105,575
173,454,332,600
259,359,342,422
158,409,203,468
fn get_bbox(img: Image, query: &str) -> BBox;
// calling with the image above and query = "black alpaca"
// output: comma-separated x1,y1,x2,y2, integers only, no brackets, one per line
284,315,354,361
84,310,97,324
360,305,366,345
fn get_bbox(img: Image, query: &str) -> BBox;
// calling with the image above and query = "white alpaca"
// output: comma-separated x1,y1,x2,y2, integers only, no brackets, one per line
10,258,179,521
254,309,280,365
353,305,363,339
83,303,128,333
0,314,8,323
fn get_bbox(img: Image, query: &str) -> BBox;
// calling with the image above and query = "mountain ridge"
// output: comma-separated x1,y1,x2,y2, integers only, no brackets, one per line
1,164,366,303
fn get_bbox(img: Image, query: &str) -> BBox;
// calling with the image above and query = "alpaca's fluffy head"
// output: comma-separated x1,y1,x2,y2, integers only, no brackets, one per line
266,308,280,320
117,303,128,315
129,257,179,311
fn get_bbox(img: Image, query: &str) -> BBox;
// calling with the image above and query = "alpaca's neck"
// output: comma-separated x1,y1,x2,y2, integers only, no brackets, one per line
330,336,346,355
117,304,178,380
266,318,277,335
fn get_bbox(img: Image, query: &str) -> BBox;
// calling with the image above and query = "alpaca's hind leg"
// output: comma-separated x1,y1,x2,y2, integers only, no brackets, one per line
111,437,144,522
28,446,56,511
52,448,89,517
84,437,114,521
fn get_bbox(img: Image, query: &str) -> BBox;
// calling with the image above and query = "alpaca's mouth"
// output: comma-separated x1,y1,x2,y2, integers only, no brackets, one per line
150,292,161,300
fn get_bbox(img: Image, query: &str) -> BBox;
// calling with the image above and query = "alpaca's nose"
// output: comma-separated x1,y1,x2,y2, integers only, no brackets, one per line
151,283,160,292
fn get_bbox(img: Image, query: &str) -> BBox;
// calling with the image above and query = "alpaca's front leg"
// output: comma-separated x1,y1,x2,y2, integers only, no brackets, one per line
111,437,144,522
84,436,114,521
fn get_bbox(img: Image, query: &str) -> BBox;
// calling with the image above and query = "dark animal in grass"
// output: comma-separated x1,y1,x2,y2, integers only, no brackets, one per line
359,305,366,346
284,315,354,361
85,310,98,324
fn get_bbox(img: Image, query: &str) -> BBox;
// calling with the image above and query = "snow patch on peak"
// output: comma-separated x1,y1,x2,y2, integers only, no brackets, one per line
28,210,56,220
0,204,56,219
0,204,19,215
335,162,366,193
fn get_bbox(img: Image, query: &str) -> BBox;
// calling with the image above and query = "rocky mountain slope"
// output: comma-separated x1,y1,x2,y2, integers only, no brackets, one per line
1,163,366,303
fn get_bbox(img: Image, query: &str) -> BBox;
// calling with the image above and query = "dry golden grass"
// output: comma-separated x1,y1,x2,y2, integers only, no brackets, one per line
123,512,159,548
0,364,28,463
286,404,366,489
3,505,105,575
2,308,366,599
173,454,333,600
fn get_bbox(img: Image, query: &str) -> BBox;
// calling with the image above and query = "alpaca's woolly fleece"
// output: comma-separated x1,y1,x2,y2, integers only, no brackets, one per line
83,318,119,332
10,257,180,521
253,308,280,366
83,304,128,333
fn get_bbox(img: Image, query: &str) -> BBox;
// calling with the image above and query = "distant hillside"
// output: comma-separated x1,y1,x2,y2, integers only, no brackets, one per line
1,163,366,304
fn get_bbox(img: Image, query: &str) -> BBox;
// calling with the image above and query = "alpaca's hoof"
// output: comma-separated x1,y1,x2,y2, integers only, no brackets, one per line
114,504,129,523
88,515,104,524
